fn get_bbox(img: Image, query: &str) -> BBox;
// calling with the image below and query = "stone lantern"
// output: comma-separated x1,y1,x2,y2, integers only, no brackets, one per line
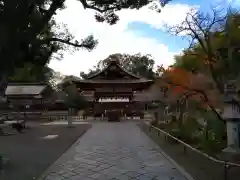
222,80,240,153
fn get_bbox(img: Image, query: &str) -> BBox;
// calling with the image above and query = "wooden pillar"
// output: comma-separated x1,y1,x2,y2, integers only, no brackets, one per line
67,108,73,128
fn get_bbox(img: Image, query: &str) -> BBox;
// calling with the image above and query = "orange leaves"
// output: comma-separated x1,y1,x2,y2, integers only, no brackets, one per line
200,102,209,109
173,86,185,93
157,66,221,109
163,67,192,93
164,67,191,87
164,67,214,92
190,93,202,101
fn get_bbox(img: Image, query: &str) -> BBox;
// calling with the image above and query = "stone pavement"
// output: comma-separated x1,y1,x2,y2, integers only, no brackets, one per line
40,121,188,180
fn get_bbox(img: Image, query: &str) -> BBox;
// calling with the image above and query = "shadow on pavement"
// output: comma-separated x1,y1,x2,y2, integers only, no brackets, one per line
0,123,91,180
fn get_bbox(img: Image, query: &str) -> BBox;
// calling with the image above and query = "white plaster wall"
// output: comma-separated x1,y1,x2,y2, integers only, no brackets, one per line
222,106,240,119
227,122,240,147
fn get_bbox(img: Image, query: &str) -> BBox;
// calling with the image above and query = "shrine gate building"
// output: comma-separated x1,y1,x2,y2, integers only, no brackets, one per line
71,60,154,120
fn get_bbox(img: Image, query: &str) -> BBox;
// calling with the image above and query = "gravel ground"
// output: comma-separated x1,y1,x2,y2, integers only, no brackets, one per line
0,123,91,180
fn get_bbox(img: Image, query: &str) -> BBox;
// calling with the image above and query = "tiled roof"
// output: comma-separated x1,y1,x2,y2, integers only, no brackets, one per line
73,79,153,84
87,60,141,80
5,85,46,95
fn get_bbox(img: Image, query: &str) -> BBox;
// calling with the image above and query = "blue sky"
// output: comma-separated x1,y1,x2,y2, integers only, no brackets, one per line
126,0,237,53
127,22,189,52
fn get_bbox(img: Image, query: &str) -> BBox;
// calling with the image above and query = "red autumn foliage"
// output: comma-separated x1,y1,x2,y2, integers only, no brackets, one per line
173,86,185,93
157,66,222,109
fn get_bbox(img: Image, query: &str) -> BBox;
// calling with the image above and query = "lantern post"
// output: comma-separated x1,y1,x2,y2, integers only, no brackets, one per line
222,80,240,153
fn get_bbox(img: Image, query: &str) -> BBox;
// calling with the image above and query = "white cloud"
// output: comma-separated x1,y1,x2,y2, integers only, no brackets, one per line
49,0,197,76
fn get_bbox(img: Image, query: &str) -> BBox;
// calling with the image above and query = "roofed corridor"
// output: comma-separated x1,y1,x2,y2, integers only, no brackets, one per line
40,121,188,180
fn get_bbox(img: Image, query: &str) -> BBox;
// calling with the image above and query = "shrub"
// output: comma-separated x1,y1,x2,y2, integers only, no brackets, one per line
150,119,158,126
197,128,226,154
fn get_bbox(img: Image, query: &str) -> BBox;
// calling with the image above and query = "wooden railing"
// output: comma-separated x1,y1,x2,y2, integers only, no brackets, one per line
140,121,240,180
0,111,90,122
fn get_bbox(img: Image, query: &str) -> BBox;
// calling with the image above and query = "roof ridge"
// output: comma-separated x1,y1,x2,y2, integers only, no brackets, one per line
87,60,141,80
8,82,47,86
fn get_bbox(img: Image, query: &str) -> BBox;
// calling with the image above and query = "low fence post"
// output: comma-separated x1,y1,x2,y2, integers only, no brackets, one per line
224,161,229,180
0,155,2,170
141,122,240,180
183,145,186,154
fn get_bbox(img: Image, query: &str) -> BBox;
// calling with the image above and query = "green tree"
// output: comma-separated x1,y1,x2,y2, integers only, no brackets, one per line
0,0,171,96
158,7,240,125
172,48,206,73
80,69,100,80
80,53,158,79
8,63,54,83
60,81,87,110
168,8,240,92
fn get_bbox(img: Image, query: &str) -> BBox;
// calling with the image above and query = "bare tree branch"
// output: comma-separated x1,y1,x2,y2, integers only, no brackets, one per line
47,35,98,51
166,7,228,93
158,75,225,122
79,0,116,13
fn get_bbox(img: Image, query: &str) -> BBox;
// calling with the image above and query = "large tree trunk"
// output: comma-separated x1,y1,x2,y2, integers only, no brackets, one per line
0,72,8,169
0,72,9,129
0,73,8,97
177,110,184,128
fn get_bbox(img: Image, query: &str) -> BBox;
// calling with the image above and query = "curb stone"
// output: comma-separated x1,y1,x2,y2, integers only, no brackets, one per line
157,145,195,180
139,124,195,180
37,124,92,180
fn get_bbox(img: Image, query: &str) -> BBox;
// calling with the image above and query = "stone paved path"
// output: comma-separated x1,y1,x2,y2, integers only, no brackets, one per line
40,122,188,180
